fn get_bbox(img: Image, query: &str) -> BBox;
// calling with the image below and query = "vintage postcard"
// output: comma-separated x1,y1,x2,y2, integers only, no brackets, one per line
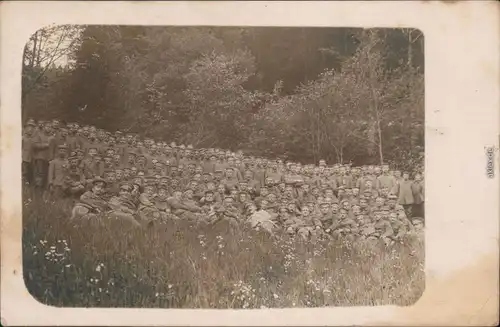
1,1,499,326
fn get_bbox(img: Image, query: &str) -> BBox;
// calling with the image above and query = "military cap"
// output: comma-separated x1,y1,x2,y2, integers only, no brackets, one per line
119,182,133,192
92,176,107,187
26,119,36,127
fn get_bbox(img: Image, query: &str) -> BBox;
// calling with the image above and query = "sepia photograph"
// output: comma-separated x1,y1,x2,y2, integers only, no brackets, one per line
1,1,498,326
21,25,425,308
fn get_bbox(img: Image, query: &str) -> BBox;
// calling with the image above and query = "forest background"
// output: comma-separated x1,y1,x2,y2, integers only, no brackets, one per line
22,26,424,171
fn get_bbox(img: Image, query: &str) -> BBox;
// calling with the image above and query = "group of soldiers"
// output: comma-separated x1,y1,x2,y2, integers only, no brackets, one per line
23,118,425,243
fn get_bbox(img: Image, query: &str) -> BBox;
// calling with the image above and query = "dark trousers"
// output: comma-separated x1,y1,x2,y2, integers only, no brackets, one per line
22,161,33,184
402,204,413,218
412,203,425,219
33,159,49,188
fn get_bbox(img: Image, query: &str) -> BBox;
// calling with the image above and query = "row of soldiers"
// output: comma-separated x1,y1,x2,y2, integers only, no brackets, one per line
23,118,425,242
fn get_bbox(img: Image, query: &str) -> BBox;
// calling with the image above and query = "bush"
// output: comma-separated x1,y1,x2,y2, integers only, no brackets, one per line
23,187,425,308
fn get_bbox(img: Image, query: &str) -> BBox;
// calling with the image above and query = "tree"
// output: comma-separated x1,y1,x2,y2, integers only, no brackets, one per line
22,25,82,110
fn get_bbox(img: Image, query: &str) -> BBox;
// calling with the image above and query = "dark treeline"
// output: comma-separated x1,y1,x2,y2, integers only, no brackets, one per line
22,26,424,171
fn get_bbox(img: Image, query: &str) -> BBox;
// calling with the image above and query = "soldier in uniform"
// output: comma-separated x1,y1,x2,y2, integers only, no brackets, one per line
108,183,141,227
22,119,38,184
70,177,108,221
48,144,69,198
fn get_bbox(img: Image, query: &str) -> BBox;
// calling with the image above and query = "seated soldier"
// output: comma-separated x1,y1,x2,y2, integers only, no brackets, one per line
328,208,357,241
137,182,161,227
64,156,86,197
296,206,322,241
107,183,141,227
372,210,394,246
275,205,290,228
388,211,410,242
318,201,334,228
209,195,241,227
154,185,178,222
167,190,203,222
70,177,108,221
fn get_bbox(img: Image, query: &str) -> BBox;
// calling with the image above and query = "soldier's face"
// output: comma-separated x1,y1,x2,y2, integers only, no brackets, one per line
145,186,154,195
352,206,360,215
320,205,329,214
302,208,310,216
332,204,339,213
312,188,319,196
338,189,345,197
239,194,247,202
260,188,268,197
58,149,67,157
360,199,367,207
184,190,193,199
225,170,233,178
394,171,401,178
325,189,333,198
116,171,123,179
205,193,214,202
353,188,359,196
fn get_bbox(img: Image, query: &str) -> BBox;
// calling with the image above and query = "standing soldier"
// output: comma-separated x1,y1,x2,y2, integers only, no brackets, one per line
22,119,37,184
376,164,396,190
411,172,425,219
32,122,54,189
393,171,414,218
48,144,69,198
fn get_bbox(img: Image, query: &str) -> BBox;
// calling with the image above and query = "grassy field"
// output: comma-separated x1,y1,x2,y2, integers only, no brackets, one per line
22,187,425,308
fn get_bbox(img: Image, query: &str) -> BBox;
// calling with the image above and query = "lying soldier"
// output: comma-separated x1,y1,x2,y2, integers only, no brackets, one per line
167,190,203,222
70,177,108,220
245,202,278,234
107,182,141,227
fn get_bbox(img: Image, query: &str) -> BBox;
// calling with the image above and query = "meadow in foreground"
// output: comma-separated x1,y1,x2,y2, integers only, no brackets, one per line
23,187,425,308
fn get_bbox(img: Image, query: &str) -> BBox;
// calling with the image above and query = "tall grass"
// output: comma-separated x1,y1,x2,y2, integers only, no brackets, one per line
22,187,425,308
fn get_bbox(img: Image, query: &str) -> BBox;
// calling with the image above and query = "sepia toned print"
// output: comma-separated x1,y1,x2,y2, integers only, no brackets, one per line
21,25,425,308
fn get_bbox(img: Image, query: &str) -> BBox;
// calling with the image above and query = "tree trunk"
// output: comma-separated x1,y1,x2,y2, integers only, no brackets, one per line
366,31,384,164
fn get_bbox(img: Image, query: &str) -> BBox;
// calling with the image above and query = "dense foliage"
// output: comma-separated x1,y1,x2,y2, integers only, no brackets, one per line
22,26,424,169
